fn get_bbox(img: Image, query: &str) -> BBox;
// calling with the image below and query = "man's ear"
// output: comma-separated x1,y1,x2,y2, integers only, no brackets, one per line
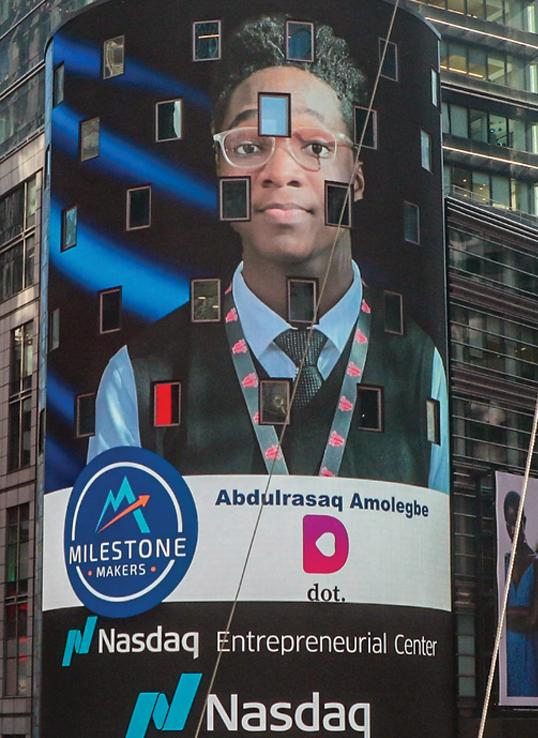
352,162,365,202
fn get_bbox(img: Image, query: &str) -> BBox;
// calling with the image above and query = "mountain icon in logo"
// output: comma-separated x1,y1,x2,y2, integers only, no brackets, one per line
95,476,150,534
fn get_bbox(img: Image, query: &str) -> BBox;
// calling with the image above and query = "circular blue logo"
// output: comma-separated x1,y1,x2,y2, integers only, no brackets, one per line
64,447,198,617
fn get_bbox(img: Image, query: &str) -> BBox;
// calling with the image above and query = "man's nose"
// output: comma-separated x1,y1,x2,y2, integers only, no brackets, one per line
260,140,304,187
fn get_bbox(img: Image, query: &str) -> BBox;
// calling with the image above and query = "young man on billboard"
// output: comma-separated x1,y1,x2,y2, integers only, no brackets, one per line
88,15,448,491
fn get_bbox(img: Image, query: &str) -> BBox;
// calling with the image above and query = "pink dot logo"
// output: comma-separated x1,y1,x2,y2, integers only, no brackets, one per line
225,308,238,323
303,515,349,574
232,339,247,354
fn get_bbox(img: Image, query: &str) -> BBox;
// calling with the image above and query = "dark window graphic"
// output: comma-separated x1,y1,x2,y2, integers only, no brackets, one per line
126,186,151,230
288,278,317,325
260,379,290,425
356,386,383,431
325,182,352,228
286,21,314,62
219,177,250,221
193,20,221,60
156,99,183,141
99,287,122,333
76,393,96,438
191,278,221,322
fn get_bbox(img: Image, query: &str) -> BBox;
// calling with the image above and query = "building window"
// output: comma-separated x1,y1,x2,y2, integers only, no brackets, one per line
260,380,290,425
431,68,439,107
48,309,60,351
353,106,377,149
427,399,441,444
99,288,122,333
4,503,30,697
0,236,35,303
258,93,291,137
153,382,181,427
456,614,477,697
193,20,221,61
288,278,317,325
80,117,100,162
8,323,33,472
191,279,221,322
76,393,96,438
155,99,183,142
286,21,314,62
53,63,64,106
61,206,77,250
325,182,352,228
379,38,398,81
421,129,433,171
384,291,403,334
219,177,250,221
356,386,383,431
126,186,151,230
403,202,420,244
103,35,125,78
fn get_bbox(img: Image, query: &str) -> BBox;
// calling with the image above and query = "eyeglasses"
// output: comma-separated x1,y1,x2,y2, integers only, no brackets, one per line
213,126,355,171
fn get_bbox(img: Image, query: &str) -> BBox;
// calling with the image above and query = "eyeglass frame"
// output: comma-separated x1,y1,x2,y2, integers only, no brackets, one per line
213,125,357,171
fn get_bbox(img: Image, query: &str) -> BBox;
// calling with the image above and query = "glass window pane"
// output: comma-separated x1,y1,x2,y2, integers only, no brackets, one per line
384,292,403,334
440,41,448,70
326,184,351,228
286,21,314,62
288,279,317,324
354,107,377,149
488,53,506,85
61,206,77,250
468,47,487,79
191,279,221,322
49,309,60,351
442,102,450,134
489,113,508,145
470,109,487,142
153,382,181,427
403,202,420,243
77,394,96,437
103,36,124,78
193,20,221,61
156,99,182,141
449,43,467,73
447,0,466,11
80,117,100,161
451,105,469,138
24,235,34,289
508,117,526,150
357,387,383,431
491,174,510,208
472,171,490,202
0,185,24,245
219,178,250,221
467,0,485,18
126,187,151,229
100,289,121,333
53,63,64,106
431,68,439,107
259,94,290,137
486,0,504,21
421,129,433,171
380,39,398,80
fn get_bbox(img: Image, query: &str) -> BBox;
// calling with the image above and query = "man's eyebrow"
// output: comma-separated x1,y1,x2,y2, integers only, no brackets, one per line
227,108,257,129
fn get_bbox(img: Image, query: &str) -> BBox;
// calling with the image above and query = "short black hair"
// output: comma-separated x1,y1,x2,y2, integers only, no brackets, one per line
504,490,521,518
211,15,368,135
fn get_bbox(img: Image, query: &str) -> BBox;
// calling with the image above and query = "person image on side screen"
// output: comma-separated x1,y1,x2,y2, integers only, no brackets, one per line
88,15,449,490
503,490,538,696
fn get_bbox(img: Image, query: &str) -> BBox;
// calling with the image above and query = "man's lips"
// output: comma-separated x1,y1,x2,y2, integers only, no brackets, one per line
255,202,312,223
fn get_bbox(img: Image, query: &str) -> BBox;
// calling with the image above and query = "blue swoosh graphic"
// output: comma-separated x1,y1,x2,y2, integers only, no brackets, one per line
47,371,75,424
50,200,190,320
52,105,217,212
53,34,210,108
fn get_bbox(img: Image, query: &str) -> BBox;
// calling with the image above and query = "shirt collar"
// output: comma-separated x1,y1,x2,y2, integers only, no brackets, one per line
232,261,362,356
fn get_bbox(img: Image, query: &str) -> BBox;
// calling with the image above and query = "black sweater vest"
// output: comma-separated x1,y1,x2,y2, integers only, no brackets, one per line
129,288,434,485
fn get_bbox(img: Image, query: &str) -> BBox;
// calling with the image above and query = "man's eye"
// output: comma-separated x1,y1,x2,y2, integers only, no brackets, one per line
235,141,263,156
303,141,332,158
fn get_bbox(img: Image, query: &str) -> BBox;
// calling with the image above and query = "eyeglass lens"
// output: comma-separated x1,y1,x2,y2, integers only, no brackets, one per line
223,127,337,170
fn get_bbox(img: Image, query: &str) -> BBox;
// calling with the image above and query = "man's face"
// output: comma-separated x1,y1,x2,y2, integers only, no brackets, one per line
217,66,364,269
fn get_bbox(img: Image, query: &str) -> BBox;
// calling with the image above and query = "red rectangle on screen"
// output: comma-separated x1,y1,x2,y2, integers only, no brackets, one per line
153,382,180,426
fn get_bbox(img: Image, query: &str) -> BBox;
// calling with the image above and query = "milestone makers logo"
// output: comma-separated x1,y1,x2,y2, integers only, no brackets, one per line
64,447,198,617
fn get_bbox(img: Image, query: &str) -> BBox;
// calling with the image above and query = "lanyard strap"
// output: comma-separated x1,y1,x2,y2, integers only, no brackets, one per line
224,287,372,476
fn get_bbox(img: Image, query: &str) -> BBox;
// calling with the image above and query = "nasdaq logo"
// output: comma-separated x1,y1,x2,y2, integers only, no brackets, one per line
125,673,202,738
62,615,97,667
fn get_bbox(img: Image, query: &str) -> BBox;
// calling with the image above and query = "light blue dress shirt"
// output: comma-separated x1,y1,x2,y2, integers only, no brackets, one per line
88,261,449,492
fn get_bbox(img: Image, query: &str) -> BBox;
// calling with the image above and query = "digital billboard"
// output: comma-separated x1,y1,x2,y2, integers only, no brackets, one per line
496,471,538,707
40,0,453,735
